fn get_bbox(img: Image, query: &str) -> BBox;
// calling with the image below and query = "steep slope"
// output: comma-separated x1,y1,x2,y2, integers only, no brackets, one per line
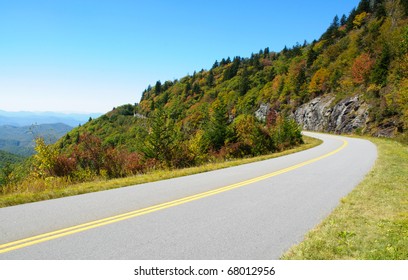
68,0,407,141
49,0,407,180
135,0,407,137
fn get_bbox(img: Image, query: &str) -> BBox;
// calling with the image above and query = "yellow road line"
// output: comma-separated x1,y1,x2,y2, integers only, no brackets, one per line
0,136,348,254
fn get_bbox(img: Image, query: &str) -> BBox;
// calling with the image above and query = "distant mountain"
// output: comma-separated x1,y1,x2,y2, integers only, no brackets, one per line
0,110,102,127
0,123,73,156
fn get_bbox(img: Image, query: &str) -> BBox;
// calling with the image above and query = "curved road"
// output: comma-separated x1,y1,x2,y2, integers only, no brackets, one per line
0,132,377,259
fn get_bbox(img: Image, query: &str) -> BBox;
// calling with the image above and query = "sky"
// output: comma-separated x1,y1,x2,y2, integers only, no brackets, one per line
0,0,361,114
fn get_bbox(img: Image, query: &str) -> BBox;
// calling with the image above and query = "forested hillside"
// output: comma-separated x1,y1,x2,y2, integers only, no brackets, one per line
137,0,408,137
0,150,23,169
0,123,73,156
53,0,407,179
1,0,407,190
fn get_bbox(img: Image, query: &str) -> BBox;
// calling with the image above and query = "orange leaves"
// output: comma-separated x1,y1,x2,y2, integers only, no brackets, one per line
351,52,375,85
309,68,330,94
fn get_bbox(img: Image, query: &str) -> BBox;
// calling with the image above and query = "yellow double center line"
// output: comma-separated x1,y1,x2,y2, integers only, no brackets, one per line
0,137,348,254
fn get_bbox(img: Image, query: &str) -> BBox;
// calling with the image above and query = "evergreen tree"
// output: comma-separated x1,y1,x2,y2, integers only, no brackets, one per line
144,110,178,167
371,43,391,86
206,69,215,87
340,14,347,26
184,81,191,97
264,47,270,55
192,83,201,95
239,67,250,96
374,0,386,19
346,8,357,31
155,80,162,94
204,99,229,151
307,42,318,67
357,0,371,13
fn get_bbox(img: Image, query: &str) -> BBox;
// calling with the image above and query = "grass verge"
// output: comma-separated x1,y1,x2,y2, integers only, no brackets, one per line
0,136,321,208
282,136,408,260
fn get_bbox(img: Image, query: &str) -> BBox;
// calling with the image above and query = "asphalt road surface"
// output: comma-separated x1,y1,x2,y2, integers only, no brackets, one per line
0,132,377,259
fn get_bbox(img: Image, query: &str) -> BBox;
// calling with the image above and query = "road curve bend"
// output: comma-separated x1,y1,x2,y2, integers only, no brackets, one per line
0,132,377,259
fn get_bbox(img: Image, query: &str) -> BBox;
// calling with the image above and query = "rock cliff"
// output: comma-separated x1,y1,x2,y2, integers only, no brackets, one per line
292,95,370,134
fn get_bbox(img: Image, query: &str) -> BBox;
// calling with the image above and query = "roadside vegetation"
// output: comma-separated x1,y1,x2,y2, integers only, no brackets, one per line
0,136,319,208
283,136,408,259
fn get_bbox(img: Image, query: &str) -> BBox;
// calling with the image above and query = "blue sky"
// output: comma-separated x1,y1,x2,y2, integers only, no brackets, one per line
0,0,360,113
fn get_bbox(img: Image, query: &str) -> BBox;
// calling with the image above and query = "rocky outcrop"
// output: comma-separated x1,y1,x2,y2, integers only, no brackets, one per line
255,103,270,122
293,94,370,134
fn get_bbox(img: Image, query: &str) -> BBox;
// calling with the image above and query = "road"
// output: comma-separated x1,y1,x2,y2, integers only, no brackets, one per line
0,132,377,259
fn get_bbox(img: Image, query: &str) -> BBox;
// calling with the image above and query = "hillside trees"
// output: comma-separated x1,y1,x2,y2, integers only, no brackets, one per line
143,109,179,167
203,98,229,152
352,52,375,85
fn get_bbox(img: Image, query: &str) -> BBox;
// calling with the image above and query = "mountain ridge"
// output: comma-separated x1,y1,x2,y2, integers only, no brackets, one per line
0,123,73,156
0,110,102,127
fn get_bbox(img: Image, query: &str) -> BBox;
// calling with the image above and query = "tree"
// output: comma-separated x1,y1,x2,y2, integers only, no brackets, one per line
352,52,375,85
371,44,391,86
32,137,58,178
309,68,330,94
0,163,14,187
206,69,215,87
155,80,162,94
356,0,371,14
307,41,319,67
204,99,229,151
192,83,201,95
239,67,250,96
264,47,270,55
73,133,104,175
144,110,178,167
374,0,387,19
223,56,240,81
346,8,358,31
353,12,368,28
321,15,341,43
340,14,347,26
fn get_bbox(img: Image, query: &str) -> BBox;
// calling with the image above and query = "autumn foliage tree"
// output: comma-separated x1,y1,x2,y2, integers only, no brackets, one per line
351,52,375,85
309,68,330,94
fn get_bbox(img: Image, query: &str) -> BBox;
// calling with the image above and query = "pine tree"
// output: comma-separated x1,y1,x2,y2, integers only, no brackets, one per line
239,67,250,96
340,14,347,26
206,69,215,87
205,99,229,151
155,81,162,94
264,47,270,55
144,110,178,167
371,43,391,86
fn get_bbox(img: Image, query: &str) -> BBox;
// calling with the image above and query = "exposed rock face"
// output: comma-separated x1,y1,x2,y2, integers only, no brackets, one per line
255,103,270,122
293,94,370,134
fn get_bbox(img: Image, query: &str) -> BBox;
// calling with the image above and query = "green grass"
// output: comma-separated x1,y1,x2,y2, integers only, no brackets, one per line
0,136,321,208
282,137,408,260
